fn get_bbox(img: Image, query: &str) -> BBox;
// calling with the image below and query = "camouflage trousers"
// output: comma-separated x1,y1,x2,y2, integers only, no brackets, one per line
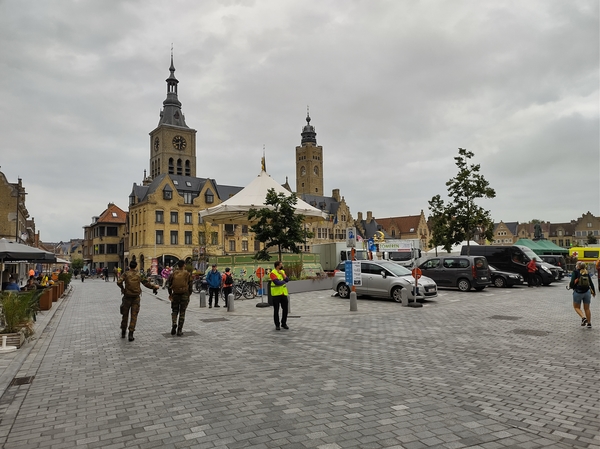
121,296,141,332
171,294,190,327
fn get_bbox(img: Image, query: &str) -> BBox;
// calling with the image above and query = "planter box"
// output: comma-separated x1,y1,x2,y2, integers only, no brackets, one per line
39,288,52,311
1,331,26,349
50,285,59,302
263,278,332,295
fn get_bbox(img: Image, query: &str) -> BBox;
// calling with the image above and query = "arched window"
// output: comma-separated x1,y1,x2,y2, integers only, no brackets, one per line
177,159,182,175
157,158,160,175
168,158,174,174
185,160,190,176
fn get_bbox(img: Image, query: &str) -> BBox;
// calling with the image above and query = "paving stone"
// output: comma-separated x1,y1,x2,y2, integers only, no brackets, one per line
0,280,595,448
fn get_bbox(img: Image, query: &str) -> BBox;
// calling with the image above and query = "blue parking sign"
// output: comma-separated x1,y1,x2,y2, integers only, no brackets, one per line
345,260,353,285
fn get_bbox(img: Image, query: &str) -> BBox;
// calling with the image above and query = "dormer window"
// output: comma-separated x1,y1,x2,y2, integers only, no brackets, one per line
205,189,214,204
129,195,135,206
163,185,173,200
173,180,179,185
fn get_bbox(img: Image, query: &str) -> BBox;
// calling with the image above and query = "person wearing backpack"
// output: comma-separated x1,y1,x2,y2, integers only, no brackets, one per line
167,260,192,336
117,261,160,341
570,261,596,329
221,268,234,307
205,264,222,308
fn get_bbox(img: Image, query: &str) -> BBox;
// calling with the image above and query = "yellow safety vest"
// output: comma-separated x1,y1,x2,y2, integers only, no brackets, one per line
270,269,288,296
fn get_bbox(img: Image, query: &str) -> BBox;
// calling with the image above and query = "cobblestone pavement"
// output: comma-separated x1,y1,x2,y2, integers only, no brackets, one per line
0,277,597,449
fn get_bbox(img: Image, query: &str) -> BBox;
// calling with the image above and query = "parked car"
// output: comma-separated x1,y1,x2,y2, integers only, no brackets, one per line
539,255,567,279
460,245,555,286
418,255,491,292
332,260,438,302
489,264,524,288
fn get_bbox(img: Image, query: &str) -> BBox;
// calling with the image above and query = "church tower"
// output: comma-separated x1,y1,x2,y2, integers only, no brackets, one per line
149,54,197,179
295,110,323,196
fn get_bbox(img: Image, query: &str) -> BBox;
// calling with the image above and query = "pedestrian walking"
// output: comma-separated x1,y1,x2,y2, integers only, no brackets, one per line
167,260,192,336
222,268,233,307
117,261,159,341
161,265,171,289
113,265,119,282
205,264,221,308
103,266,109,282
269,260,290,331
570,261,596,329
526,258,538,287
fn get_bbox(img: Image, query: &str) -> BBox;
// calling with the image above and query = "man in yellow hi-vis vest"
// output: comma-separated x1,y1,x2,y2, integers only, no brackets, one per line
269,260,290,331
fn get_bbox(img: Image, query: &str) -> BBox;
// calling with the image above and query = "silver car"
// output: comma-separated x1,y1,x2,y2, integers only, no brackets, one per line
332,260,438,302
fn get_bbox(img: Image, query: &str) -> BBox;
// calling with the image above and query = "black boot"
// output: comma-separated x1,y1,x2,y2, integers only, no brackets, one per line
171,324,177,335
121,329,126,338
177,326,183,337
128,331,135,341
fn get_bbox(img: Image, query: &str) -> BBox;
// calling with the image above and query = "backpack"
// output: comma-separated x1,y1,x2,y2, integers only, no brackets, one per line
124,272,142,297
224,273,233,286
578,270,590,289
171,270,189,294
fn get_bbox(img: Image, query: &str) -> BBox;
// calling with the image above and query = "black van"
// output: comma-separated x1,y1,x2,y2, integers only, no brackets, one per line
460,245,555,285
418,255,491,291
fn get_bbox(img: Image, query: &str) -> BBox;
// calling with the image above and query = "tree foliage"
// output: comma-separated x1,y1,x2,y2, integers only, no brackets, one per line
428,148,496,254
71,258,84,271
587,232,598,245
248,189,314,261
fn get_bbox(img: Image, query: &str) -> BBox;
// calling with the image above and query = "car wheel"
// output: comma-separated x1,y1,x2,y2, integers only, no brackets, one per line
493,277,506,288
337,283,350,299
457,278,471,292
391,286,403,302
534,274,543,286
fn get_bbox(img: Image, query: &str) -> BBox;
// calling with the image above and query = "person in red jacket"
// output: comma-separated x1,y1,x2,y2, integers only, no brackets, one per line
526,258,538,287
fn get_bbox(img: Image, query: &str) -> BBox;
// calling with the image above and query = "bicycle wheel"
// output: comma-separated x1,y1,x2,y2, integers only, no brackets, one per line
233,283,243,299
243,283,255,299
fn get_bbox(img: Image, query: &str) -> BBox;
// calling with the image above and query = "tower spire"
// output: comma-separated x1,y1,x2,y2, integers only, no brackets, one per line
158,48,189,128
301,107,316,145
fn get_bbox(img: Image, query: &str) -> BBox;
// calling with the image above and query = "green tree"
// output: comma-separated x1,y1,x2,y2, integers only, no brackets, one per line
428,148,496,255
71,258,84,271
587,232,597,245
428,195,453,254
248,189,313,261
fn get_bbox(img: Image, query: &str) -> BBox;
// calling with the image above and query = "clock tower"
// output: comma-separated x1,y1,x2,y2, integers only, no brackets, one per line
296,111,323,196
149,55,197,179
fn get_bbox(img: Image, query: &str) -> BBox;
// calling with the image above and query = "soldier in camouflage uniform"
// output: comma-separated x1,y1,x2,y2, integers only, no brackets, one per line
167,260,192,336
117,261,159,341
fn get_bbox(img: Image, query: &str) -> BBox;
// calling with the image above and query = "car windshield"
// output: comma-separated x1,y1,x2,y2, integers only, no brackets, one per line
516,245,538,262
373,261,412,276
388,251,412,261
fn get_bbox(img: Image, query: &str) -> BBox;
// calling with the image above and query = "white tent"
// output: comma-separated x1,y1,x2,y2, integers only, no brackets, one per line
426,241,480,256
199,170,329,224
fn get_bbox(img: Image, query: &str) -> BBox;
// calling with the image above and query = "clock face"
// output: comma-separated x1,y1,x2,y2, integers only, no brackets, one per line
154,137,159,151
172,135,187,150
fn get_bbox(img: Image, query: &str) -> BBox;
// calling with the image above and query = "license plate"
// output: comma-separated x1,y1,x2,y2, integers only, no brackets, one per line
480,277,487,280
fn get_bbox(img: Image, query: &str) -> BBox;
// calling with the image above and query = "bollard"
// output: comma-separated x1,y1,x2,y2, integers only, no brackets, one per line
288,294,292,315
199,290,207,308
401,289,408,306
350,291,358,311
227,293,234,312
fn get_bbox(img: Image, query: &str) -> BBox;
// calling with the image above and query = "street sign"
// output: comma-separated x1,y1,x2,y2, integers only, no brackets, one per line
346,227,357,248
411,268,422,279
352,261,362,286
345,260,362,286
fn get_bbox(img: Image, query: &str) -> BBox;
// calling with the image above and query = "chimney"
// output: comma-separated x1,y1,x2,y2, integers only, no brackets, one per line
332,189,340,201
367,211,373,222
357,212,363,222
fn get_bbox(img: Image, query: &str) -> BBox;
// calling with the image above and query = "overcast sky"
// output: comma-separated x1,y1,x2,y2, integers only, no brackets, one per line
1,0,598,242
